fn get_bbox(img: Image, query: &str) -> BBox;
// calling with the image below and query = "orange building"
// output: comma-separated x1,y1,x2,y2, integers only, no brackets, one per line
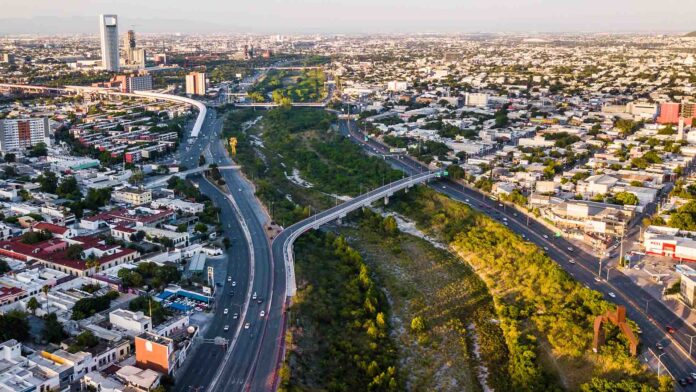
134,332,174,374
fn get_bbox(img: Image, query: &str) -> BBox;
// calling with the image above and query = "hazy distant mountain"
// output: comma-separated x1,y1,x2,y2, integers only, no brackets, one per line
0,16,231,35
685,31,696,37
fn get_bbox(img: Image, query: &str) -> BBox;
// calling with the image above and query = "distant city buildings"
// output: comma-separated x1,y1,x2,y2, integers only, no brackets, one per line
124,29,146,69
0,117,51,152
99,14,119,72
93,72,153,93
185,71,207,96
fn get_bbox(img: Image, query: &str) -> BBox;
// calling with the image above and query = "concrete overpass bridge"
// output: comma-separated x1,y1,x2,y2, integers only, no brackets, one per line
144,164,240,189
254,66,323,71
233,102,328,109
272,170,445,297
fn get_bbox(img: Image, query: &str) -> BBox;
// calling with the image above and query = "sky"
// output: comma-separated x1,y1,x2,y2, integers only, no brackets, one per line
0,0,695,35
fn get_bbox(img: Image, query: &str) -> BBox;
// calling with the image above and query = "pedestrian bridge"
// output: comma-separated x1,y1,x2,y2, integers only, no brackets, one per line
272,170,445,297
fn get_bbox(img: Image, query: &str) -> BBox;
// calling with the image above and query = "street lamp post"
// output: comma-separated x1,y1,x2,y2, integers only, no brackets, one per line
688,334,696,357
657,352,667,376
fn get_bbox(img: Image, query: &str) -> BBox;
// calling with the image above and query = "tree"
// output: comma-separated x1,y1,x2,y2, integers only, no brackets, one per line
42,285,50,314
85,256,100,272
0,310,30,342
612,191,639,206
21,230,52,245
27,296,40,315
29,142,47,157
447,164,466,180
0,260,10,275
56,176,81,199
194,223,208,234
37,170,58,193
382,216,398,236
130,230,146,242
42,313,66,343
199,154,206,166
65,244,84,260
410,316,426,333
3,153,15,163
128,170,145,186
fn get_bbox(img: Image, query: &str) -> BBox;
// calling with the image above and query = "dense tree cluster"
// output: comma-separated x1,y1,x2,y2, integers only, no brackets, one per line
129,296,170,325
279,232,400,392
393,187,664,390
0,311,30,342
117,262,180,290
71,291,119,320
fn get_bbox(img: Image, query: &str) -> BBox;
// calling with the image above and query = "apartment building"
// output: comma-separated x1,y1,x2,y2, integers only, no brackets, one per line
112,187,153,206
185,72,207,96
0,117,51,152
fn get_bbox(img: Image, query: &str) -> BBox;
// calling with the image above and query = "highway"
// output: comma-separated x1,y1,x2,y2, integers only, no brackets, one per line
337,120,696,386
173,107,279,392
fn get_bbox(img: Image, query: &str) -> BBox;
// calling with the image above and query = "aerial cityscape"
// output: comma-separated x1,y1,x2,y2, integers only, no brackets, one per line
0,1,696,392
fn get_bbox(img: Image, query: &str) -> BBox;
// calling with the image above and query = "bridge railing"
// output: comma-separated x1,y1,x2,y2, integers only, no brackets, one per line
280,171,442,296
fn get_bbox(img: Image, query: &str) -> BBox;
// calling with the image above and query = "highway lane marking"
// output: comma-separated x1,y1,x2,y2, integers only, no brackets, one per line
205,152,257,391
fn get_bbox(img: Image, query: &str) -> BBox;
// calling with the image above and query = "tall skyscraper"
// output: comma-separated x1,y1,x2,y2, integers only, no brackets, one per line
126,29,136,50
185,72,207,96
99,14,119,72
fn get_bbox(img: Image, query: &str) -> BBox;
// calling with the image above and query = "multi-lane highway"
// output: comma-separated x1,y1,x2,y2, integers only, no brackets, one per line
174,107,281,392
337,120,696,386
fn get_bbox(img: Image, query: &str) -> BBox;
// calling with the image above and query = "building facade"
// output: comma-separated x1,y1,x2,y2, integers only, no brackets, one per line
99,14,119,72
185,72,207,96
0,117,51,152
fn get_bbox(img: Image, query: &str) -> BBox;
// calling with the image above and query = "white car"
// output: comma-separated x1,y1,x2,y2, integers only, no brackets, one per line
567,247,574,252
465,199,470,202
569,259,575,264
608,292,616,298
252,292,257,300
543,246,549,251
227,276,232,282
223,308,228,315
232,281,237,287
594,276,601,282
260,310,266,317
233,313,239,319
223,325,229,331
543,234,549,239
244,323,250,330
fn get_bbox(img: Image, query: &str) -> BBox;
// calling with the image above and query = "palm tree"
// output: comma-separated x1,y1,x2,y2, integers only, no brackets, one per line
85,257,100,276
41,285,50,314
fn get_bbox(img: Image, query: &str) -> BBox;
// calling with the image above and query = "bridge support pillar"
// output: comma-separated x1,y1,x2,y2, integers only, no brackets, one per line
384,196,389,205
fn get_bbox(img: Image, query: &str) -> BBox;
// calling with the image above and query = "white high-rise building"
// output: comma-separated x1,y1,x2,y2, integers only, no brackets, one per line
0,118,51,152
99,14,119,72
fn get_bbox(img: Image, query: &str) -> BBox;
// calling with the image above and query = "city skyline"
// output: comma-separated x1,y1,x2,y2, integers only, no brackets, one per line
0,0,694,34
